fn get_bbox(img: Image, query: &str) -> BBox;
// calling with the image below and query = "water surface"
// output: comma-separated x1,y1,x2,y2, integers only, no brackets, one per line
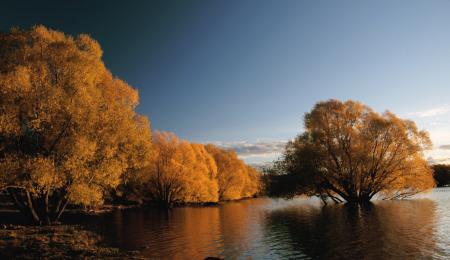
94,188,450,259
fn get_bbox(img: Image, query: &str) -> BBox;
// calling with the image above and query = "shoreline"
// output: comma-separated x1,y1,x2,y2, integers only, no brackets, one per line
0,224,145,259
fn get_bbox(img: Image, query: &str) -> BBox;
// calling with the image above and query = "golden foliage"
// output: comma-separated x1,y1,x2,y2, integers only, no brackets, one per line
275,99,435,204
205,144,261,201
0,26,260,223
0,26,152,223
134,132,261,205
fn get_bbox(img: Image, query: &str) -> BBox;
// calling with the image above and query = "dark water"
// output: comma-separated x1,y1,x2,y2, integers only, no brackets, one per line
94,188,450,259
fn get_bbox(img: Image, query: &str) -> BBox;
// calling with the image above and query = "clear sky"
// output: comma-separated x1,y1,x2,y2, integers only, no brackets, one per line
2,0,450,164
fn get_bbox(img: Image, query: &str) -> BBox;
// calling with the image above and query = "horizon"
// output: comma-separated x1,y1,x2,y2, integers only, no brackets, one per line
3,0,450,165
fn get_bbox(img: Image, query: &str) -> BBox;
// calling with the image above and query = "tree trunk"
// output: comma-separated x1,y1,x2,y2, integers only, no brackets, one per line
345,194,372,206
54,198,69,222
6,187,70,225
24,190,42,225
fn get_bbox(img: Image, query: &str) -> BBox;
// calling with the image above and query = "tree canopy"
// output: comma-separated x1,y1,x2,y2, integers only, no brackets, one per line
266,100,435,205
125,132,261,206
0,26,153,224
0,25,263,224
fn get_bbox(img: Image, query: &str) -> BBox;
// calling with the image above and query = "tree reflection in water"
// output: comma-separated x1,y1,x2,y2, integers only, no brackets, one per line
78,196,450,259
263,199,439,259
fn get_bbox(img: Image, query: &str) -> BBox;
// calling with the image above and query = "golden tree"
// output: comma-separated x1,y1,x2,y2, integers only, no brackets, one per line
270,100,435,205
140,132,186,206
205,144,261,200
136,134,261,206
141,132,220,206
183,143,219,203
0,26,152,224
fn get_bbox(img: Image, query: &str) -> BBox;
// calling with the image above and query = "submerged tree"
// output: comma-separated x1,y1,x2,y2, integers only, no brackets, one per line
268,100,435,205
0,26,152,224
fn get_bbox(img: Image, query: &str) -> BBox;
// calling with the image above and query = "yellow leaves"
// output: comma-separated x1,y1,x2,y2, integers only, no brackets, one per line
0,26,153,208
32,25,67,43
69,183,104,206
76,34,103,59
141,132,260,204
1,25,259,211
285,99,435,203
26,157,63,193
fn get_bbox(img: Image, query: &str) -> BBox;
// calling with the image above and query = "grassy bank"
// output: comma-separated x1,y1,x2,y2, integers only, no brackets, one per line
0,224,145,259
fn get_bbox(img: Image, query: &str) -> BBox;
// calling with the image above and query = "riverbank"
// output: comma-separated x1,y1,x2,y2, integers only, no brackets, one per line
0,224,145,259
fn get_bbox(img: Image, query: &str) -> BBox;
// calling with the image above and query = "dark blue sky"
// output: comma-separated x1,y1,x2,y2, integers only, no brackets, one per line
3,0,450,163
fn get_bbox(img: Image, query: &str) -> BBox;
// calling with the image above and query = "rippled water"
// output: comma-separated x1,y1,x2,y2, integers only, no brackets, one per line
95,188,450,259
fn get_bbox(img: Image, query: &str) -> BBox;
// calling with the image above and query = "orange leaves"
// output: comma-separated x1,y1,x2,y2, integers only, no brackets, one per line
278,99,435,203
0,25,259,215
205,144,261,201
137,132,261,205
0,26,153,209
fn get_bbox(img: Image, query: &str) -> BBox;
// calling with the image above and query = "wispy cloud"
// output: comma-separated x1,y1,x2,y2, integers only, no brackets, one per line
211,140,450,166
408,106,449,118
439,145,450,150
211,140,287,160
426,147,450,165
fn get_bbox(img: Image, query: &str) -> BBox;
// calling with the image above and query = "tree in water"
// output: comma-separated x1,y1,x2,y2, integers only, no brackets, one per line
266,100,435,205
0,26,152,224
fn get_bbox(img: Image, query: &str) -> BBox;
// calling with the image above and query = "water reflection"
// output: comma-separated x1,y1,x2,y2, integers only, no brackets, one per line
98,199,270,259
91,190,450,259
264,199,439,259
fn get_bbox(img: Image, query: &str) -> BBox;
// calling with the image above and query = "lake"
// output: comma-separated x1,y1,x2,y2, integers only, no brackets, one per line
92,188,450,259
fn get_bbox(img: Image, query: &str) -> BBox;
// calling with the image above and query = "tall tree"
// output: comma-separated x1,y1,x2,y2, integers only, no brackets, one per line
0,26,152,224
141,132,220,206
205,144,261,200
141,132,187,206
268,100,435,205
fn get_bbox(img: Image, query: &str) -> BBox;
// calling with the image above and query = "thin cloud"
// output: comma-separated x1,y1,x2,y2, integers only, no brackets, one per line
409,106,449,118
212,140,287,159
425,148,450,165
427,157,450,165
439,145,450,150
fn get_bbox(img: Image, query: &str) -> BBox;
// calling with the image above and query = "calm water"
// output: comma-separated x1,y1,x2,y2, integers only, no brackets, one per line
94,188,450,259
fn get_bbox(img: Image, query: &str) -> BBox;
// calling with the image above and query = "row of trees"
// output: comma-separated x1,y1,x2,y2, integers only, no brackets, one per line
120,132,260,206
265,100,435,205
0,26,260,225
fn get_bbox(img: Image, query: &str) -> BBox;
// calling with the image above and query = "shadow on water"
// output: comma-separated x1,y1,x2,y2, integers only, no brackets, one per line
263,199,439,259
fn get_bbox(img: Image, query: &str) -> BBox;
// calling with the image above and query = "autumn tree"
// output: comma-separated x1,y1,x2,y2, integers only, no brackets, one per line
0,26,152,224
205,144,261,200
183,143,219,203
268,100,435,205
132,134,261,206
139,132,219,206
241,165,261,198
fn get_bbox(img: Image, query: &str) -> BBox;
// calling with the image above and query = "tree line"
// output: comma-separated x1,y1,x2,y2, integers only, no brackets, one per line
0,25,440,224
117,131,261,207
0,26,260,225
